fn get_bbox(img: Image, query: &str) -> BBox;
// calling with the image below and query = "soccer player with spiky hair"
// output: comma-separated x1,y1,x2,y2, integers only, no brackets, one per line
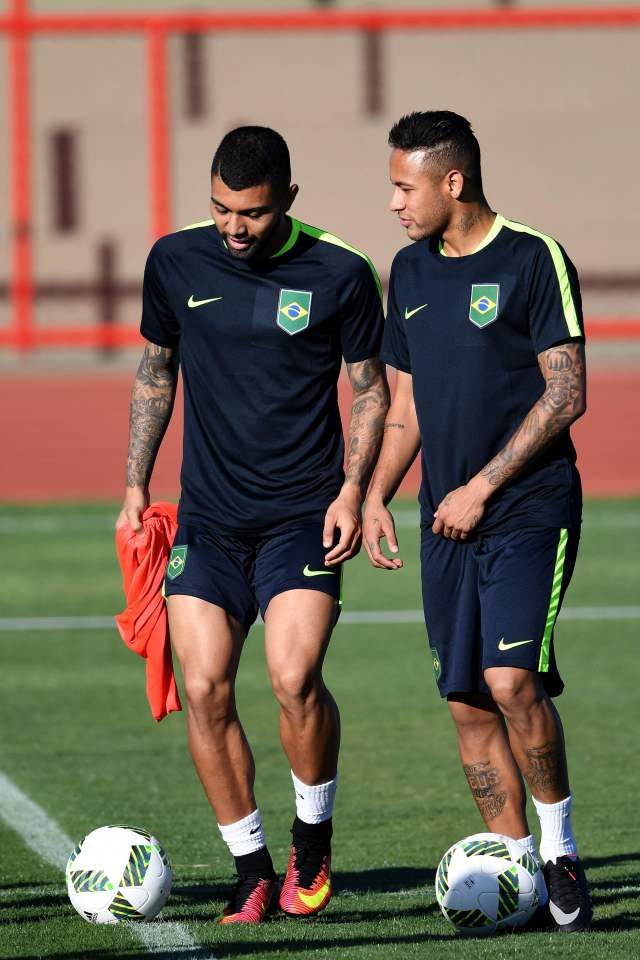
363,111,592,932
118,126,388,923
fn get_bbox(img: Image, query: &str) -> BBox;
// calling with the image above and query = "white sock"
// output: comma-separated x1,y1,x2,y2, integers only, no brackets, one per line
291,770,337,824
532,794,577,864
217,809,266,857
516,834,539,862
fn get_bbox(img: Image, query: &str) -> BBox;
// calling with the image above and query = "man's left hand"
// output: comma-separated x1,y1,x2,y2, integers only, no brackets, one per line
432,480,488,540
323,491,362,566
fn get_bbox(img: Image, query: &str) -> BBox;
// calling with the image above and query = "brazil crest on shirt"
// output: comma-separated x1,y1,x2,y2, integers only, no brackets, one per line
277,289,312,335
469,284,499,327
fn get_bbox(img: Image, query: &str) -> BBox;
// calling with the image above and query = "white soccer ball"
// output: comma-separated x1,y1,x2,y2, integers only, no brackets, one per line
435,832,547,935
66,825,172,923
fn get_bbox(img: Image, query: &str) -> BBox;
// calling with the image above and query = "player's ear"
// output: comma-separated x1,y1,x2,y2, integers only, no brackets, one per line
447,170,464,200
284,183,299,211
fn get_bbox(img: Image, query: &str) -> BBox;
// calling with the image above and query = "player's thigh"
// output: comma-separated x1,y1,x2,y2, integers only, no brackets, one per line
164,523,259,634
478,526,580,697
263,589,338,695
254,520,342,617
167,595,246,690
421,529,482,697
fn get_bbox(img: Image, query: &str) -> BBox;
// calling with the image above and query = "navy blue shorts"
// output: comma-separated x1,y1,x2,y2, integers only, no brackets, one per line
420,525,580,699
163,520,343,633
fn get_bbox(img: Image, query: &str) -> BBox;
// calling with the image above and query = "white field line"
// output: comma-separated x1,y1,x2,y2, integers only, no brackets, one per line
0,770,214,958
1,508,640,534
1,606,640,633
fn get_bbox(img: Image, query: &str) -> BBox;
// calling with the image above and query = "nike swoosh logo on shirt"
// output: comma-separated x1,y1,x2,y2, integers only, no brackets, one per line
404,304,428,319
187,295,223,308
303,564,336,577
498,638,536,651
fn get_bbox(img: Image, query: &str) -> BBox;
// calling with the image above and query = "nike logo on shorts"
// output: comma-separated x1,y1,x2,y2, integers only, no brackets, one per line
303,564,336,577
498,637,536,651
188,295,223,308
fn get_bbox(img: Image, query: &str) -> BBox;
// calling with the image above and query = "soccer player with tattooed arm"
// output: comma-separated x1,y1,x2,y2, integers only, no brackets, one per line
117,126,388,923
363,111,592,932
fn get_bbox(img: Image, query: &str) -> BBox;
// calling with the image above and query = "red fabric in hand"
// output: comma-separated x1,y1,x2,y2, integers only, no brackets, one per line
115,501,182,722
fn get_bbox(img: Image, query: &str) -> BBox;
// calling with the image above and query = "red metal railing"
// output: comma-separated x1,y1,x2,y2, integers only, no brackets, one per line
3,2,640,351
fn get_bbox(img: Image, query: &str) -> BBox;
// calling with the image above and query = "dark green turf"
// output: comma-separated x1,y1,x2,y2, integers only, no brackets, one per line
0,499,638,958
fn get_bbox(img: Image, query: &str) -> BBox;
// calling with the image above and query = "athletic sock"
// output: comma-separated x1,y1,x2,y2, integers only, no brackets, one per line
218,809,267,859
532,794,578,864
233,845,276,880
293,814,333,845
516,834,539,862
291,770,337,825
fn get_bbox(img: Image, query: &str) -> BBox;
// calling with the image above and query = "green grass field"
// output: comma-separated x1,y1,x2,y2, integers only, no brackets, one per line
1,499,639,960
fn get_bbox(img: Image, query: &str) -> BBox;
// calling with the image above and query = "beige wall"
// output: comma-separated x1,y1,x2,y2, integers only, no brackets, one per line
1,5,639,333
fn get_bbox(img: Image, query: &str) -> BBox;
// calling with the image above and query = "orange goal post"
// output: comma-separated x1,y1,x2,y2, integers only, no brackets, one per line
3,0,640,351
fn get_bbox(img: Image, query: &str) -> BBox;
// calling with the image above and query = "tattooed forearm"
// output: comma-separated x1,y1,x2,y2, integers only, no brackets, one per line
480,341,586,489
524,742,568,796
463,761,507,822
344,358,390,493
126,343,179,487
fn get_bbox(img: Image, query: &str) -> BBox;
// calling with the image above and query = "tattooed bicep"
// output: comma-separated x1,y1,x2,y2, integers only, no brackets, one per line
137,342,179,387
538,340,585,380
346,357,386,393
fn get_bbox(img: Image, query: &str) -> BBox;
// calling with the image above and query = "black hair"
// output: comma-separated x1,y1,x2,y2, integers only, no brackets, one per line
211,126,291,193
388,111,482,185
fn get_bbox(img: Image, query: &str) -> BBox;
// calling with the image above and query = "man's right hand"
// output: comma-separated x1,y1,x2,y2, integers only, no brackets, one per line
363,501,403,570
116,486,149,533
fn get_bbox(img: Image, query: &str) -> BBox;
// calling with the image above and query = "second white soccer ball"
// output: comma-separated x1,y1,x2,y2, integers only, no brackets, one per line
435,832,546,935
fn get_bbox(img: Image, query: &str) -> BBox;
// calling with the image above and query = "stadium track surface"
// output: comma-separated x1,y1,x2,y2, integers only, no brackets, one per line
2,368,639,500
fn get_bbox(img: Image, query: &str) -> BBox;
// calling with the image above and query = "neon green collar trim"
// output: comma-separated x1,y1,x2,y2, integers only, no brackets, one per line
270,216,300,258
439,213,505,257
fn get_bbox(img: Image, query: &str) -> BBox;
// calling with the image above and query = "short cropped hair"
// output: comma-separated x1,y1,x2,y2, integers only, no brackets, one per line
388,111,482,184
211,126,291,193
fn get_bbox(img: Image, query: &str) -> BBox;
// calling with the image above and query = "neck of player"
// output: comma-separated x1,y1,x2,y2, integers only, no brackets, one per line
440,205,495,258
259,213,294,260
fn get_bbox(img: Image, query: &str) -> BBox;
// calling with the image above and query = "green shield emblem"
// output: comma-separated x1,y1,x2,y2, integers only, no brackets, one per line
166,545,187,580
277,289,312,335
469,283,500,328
430,646,442,682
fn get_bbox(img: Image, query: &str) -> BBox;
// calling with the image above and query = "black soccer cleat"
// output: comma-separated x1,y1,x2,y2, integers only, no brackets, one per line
543,855,592,932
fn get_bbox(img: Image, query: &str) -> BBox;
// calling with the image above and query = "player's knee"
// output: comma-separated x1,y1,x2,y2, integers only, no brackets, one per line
448,693,500,731
485,669,538,716
183,672,234,719
270,667,318,712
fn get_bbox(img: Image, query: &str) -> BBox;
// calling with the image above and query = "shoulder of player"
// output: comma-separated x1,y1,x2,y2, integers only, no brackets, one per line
294,219,381,286
499,217,572,266
390,242,422,270
150,219,217,261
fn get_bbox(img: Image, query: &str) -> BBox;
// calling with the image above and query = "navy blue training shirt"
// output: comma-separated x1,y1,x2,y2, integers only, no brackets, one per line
381,214,584,533
141,216,384,535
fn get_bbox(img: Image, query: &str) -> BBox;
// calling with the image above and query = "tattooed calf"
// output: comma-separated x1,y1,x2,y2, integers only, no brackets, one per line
463,760,507,821
525,742,565,793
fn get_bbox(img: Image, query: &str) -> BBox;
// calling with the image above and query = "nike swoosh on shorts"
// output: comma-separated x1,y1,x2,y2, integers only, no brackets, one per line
498,637,536,651
303,564,336,577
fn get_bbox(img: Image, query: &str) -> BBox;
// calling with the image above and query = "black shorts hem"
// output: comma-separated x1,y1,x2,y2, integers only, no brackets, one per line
164,584,258,634
259,578,341,620
438,669,565,701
